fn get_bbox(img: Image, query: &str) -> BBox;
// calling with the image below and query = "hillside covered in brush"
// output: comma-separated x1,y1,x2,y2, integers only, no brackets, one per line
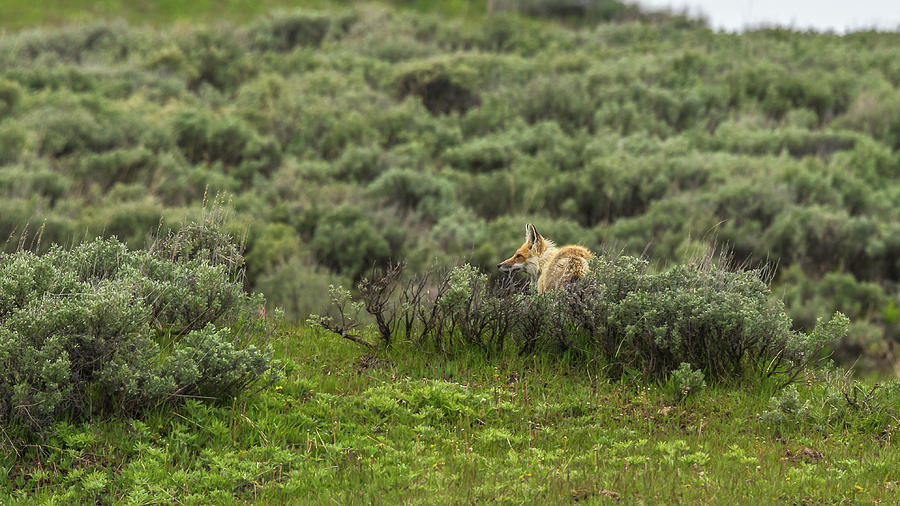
1,1,899,371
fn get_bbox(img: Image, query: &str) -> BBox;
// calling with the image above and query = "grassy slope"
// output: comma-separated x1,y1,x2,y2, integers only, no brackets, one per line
0,0,333,30
0,0,484,30
4,327,898,504
2,2,899,504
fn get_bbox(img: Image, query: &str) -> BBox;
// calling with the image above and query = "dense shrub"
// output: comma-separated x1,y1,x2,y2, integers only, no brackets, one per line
249,10,340,51
663,362,707,403
34,99,144,158
313,256,848,384
0,79,23,117
310,205,394,280
0,164,70,204
368,168,457,221
0,223,271,432
391,57,482,115
0,122,25,165
172,111,282,185
179,30,255,91
557,255,847,380
444,135,517,173
6,23,133,65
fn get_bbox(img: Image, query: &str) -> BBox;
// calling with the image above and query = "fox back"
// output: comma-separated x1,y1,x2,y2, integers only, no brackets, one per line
497,224,591,293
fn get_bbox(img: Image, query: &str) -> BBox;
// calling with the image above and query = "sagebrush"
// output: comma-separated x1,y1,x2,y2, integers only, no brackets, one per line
312,254,848,383
0,220,273,433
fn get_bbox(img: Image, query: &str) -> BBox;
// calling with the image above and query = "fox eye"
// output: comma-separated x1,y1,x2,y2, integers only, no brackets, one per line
515,254,523,260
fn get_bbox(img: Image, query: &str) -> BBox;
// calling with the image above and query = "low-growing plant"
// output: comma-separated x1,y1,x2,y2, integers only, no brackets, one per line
312,254,848,386
307,284,373,348
0,219,272,435
663,362,707,403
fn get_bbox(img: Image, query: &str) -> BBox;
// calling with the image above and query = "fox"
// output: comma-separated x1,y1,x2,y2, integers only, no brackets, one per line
497,223,591,293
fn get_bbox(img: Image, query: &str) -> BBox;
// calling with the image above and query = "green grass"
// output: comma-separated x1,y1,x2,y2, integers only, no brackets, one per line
4,327,898,504
0,0,487,30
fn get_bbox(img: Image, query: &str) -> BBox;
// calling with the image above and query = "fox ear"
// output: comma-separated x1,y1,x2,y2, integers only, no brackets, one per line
525,223,536,244
525,223,542,246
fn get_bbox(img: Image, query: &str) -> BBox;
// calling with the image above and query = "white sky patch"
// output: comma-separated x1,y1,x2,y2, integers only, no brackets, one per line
635,0,900,33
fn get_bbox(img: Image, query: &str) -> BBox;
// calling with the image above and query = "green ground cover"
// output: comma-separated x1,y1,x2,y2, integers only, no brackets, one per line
2,2,900,503
3,327,898,504
0,2,897,371
0,0,486,31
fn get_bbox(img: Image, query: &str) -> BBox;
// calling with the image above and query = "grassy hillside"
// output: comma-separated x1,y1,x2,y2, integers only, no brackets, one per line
0,0,898,394
0,0,494,31
2,2,898,372
4,326,900,504
3,4,900,503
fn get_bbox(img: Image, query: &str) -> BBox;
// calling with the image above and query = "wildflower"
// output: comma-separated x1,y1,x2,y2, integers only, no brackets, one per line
684,484,691,488
855,485,863,491
275,385,283,391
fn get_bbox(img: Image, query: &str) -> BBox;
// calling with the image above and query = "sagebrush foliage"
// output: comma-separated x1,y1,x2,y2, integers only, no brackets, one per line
0,224,271,432
0,3,897,368
664,363,707,403
313,256,848,384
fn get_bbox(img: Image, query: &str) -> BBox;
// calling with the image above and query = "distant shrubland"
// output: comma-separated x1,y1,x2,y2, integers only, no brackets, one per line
0,1,898,370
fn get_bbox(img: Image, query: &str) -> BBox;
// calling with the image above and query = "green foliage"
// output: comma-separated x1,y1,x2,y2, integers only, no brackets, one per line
0,226,270,433
368,168,457,221
663,362,707,403
315,256,846,385
0,123,25,165
552,255,848,381
172,110,282,186
391,56,482,115
761,385,816,430
0,2,898,369
760,371,900,435
4,326,899,504
310,205,394,280
249,10,343,52
0,79,23,117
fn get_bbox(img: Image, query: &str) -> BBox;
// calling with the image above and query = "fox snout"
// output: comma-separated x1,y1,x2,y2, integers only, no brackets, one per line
498,261,519,272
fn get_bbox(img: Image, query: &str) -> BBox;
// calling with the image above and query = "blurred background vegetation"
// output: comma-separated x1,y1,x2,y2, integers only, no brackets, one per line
0,0,898,373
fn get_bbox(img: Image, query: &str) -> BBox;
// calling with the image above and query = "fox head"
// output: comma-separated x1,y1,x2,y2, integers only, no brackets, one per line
497,223,547,278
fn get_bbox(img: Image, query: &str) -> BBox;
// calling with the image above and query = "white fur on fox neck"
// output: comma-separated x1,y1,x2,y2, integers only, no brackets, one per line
523,239,557,281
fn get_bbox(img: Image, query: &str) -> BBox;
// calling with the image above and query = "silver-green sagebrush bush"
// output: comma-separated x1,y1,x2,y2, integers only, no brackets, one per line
315,255,848,385
0,225,272,433
761,368,900,435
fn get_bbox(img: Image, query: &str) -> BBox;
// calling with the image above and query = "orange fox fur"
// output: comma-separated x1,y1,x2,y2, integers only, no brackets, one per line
497,224,591,293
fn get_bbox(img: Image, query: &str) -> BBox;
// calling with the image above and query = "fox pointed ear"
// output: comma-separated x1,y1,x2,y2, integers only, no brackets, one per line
525,223,537,244
525,223,543,248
